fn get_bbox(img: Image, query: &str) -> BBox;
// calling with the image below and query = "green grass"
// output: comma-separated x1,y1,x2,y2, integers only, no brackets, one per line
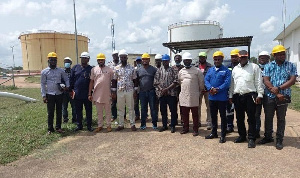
0,87,100,165
288,85,300,111
25,76,41,83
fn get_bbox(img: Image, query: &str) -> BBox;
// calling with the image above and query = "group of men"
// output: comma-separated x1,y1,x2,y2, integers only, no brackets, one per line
41,44,297,150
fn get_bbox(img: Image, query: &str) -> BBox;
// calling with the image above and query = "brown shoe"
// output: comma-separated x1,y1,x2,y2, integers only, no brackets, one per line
56,129,64,133
131,125,137,131
115,126,124,131
107,126,112,132
94,127,102,133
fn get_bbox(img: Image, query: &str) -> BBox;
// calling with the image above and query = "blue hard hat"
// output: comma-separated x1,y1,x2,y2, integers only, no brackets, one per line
162,54,170,61
136,56,142,61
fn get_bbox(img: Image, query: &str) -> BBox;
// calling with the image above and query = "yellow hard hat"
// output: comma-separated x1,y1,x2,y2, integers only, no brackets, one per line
272,45,286,55
142,53,150,59
230,49,239,56
97,53,106,60
47,52,57,58
213,51,224,57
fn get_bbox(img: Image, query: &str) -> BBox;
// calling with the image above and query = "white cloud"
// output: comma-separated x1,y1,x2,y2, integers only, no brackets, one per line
38,19,74,32
260,16,278,33
206,4,230,23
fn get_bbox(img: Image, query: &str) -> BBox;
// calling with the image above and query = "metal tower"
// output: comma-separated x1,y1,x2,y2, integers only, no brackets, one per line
111,18,115,52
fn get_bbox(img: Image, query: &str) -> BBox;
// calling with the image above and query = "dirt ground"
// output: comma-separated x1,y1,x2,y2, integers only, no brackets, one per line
0,77,300,178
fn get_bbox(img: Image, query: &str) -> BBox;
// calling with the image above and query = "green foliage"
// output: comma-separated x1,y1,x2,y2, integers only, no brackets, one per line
289,85,300,111
25,76,41,84
0,85,18,90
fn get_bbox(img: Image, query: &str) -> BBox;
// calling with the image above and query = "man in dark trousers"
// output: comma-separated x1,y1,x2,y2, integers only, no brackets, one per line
70,52,94,132
226,49,240,133
62,57,76,123
41,52,69,134
258,45,297,150
229,50,264,148
204,51,231,143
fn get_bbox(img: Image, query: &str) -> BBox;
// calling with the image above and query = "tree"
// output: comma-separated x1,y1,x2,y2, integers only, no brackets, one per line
250,57,257,64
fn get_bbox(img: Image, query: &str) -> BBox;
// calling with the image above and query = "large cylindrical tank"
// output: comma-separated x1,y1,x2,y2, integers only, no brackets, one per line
18,31,89,70
168,20,223,64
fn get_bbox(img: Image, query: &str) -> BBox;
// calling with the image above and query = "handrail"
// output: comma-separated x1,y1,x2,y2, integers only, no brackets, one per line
168,20,221,30
19,30,89,38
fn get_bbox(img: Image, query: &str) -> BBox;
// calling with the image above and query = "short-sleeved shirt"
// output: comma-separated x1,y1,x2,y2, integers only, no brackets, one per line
137,65,157,92
113,64,137,92
263,60,298,98
41,67,69,97
70,64,93,100
90,66,114,103
154,67,178,98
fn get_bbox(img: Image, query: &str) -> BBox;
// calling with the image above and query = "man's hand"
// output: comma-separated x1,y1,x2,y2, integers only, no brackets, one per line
88,95,93,102
270,87,280,94
111,92,117,101
210,88,218,95
255,97,262,104
133,91,137,99
43,96,48,103
276,93,285,101
161,88,168,96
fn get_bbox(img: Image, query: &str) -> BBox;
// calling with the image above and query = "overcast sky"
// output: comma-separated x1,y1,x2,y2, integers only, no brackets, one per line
0,0,300,67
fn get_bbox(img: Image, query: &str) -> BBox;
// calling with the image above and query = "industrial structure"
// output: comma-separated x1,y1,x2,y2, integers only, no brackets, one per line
167,20,223,64
18,30,89,70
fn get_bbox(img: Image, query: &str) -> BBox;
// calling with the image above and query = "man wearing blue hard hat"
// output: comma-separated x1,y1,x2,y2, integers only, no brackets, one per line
154,54,178,133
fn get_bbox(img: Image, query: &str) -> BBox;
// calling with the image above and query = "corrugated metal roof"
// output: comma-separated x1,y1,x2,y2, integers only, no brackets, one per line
162,36,253,52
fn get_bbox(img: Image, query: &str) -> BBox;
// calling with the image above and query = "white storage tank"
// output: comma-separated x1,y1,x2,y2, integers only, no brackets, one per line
168,20,223,64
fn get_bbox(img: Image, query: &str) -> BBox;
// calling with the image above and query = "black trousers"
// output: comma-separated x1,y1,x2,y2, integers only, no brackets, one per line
210,100,227,137
160,95,178,127
75,98,92,129
233,93,257,140
47,94,63,131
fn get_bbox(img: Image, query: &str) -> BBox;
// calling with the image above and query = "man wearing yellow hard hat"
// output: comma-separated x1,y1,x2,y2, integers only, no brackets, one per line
229,50,264,148
137,53,158,130
41,52,70,135
226,48,240,133
88,53,114,133
258,45,297,150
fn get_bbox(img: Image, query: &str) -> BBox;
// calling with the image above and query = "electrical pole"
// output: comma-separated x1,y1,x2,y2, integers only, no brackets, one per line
73,0,79,64
10,46,15,87
111,18,115,52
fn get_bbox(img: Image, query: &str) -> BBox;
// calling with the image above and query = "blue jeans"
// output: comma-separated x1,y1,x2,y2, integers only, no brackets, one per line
139,89,158,127
62,92,76,122
160,95,178,127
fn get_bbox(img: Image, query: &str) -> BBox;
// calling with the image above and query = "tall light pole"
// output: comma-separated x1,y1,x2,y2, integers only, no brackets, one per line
73,0,79,64
10,46,15,87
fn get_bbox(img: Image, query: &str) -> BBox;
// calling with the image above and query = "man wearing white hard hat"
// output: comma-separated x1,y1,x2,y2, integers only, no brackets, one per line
155,54,162,69
62,57,76,124
112,49,138,131
178,52,204,136
70,51,94,132
108,50,120,121
255,51,270,138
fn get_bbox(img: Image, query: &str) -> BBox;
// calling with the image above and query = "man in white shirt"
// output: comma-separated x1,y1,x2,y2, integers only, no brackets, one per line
229,50,264,148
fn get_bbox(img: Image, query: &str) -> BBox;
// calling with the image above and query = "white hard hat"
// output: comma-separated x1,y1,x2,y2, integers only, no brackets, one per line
112,50,118,55
182,52,192,60
259,51,270,57
175,52,182,57
80,52,90,58
155,54,162,59
64,57,72,62
118,49,128,56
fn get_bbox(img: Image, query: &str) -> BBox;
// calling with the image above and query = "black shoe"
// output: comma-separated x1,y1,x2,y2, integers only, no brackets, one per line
170,127,175,133
226,127,234,133
219,137,226,143
258,137,274,144
248,139,256,148
74,127,83,132
193,132,199,136
87,127,94,132
180,130,189,134
205,133,218,139
234,136,247,143
159,126,168,132
198,123,202,128
276,139,283,150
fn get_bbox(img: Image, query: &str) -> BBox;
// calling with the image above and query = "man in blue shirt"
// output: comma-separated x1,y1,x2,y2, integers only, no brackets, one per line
70,52,94,132
62,57,76,123
41,52,69,134
204,51,231,143
258,45,297,150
